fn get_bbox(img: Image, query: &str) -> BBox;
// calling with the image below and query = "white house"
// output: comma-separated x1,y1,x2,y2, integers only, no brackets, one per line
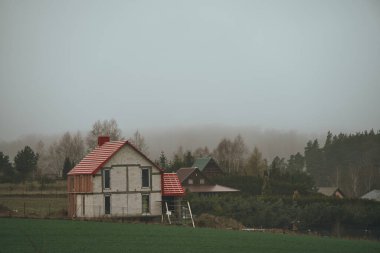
67,137,164,218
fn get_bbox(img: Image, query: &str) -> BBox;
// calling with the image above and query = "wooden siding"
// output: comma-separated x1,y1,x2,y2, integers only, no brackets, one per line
68,193,75,217
67,175,93,193
203,159,223,178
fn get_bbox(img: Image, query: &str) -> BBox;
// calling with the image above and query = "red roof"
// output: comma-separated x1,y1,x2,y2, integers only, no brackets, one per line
68,140,161,175
162,173,185,197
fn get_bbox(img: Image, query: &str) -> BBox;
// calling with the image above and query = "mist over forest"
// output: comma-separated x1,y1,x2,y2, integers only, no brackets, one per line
0,125,320,162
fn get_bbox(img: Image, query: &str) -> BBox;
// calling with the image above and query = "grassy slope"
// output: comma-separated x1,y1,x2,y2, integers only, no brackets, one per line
1,218,379,253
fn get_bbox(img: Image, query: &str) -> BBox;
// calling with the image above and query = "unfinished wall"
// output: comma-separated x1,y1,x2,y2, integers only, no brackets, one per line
74,144,162,218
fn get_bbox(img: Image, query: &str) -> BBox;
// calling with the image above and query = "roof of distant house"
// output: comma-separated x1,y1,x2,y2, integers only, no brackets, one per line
361,189,380,201
318,187,344,196
68,140,161,175
162,173,186,197
176,168,197,182
185,184,239,193
192,157,213,171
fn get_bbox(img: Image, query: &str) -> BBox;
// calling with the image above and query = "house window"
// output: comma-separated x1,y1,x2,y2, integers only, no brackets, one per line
188,179,193,185
103,169,110,189
142,168,150,188
105,195,111,215
200,179,205,185
142,194,150,214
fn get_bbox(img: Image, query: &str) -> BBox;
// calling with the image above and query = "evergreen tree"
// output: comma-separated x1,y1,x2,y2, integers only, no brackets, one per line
14,146,39,182
159,151,167,169
287,152,305,173
171,154,183,172
261,173,272,195
245,147,267,177
269,156,287,178
304,140,326,186
183,151,195,167
300,130,380,196
0,152,15,182
62,157,75,179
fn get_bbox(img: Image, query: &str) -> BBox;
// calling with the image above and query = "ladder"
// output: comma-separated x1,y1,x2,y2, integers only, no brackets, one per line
164,201,195,228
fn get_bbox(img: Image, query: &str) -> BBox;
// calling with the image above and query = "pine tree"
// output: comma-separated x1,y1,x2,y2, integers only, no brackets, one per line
159,151,167,169
0,152,15,182
183,151,194,167
62,157,75,179
14,146,39,182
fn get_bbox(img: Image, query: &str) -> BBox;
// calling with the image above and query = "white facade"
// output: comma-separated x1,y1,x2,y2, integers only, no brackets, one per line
75,145,162,218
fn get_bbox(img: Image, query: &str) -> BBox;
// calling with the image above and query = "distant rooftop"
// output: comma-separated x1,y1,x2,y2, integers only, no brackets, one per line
361,189,380,201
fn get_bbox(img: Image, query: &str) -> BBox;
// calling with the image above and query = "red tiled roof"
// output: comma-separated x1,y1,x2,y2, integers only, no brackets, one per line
162,173,185,197
68,140,162,175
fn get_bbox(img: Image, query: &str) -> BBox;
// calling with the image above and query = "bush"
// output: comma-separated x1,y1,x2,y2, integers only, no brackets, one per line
186,193,380,232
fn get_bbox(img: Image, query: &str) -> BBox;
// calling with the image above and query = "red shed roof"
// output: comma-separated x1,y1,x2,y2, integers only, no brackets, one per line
162,173,185,197
68,140,161,175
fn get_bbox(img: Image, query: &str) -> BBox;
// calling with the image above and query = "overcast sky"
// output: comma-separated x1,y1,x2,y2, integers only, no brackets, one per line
1,0,379,141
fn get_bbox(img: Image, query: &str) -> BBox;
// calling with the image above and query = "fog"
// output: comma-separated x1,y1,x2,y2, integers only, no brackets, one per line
1,1,379,155
0,125,325,162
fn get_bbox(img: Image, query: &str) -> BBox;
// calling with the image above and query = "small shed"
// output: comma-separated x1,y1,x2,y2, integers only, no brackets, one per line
161,173,186,218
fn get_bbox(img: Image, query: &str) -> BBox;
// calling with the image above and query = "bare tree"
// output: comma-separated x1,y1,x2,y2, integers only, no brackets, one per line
71,131,85,164
194,146,210,158
86,119,123,149
35,140,51,176
213,135,248,174
231,134,248,174
349,166,361,197
48,141,64,177
46,131,85,178
129,130,149,155
213,138,233,173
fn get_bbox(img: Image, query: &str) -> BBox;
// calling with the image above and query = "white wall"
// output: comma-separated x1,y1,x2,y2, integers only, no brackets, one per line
76,144,162,218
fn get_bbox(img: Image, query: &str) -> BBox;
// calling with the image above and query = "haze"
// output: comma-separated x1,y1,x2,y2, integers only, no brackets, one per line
1,0,380,143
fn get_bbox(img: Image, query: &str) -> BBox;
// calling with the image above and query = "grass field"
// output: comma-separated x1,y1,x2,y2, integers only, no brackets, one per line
0,181,66,195
1,218,379,253
0,181,67,218
0,196,67,217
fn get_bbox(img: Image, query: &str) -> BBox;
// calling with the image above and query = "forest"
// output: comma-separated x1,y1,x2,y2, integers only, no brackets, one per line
1,119,379,199
1,120,379,237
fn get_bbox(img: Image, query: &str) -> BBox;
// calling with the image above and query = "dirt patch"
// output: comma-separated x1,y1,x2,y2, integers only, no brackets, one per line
195,213,245,230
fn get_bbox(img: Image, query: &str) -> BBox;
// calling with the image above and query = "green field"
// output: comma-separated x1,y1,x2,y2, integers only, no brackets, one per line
0,218,379,253
0,196,67,217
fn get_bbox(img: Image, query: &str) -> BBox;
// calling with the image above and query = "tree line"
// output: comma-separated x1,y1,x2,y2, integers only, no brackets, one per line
304,130,380,197
1,120,379,199
0,119,148,183
163,130,379,197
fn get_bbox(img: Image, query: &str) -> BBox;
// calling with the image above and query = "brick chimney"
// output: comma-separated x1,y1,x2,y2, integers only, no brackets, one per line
98,136,110,146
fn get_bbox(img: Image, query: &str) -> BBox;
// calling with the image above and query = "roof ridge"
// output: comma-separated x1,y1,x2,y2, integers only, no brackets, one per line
68,140,162,175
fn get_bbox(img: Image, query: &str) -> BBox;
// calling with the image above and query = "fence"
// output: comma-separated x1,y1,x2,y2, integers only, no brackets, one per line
0,195,67,218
